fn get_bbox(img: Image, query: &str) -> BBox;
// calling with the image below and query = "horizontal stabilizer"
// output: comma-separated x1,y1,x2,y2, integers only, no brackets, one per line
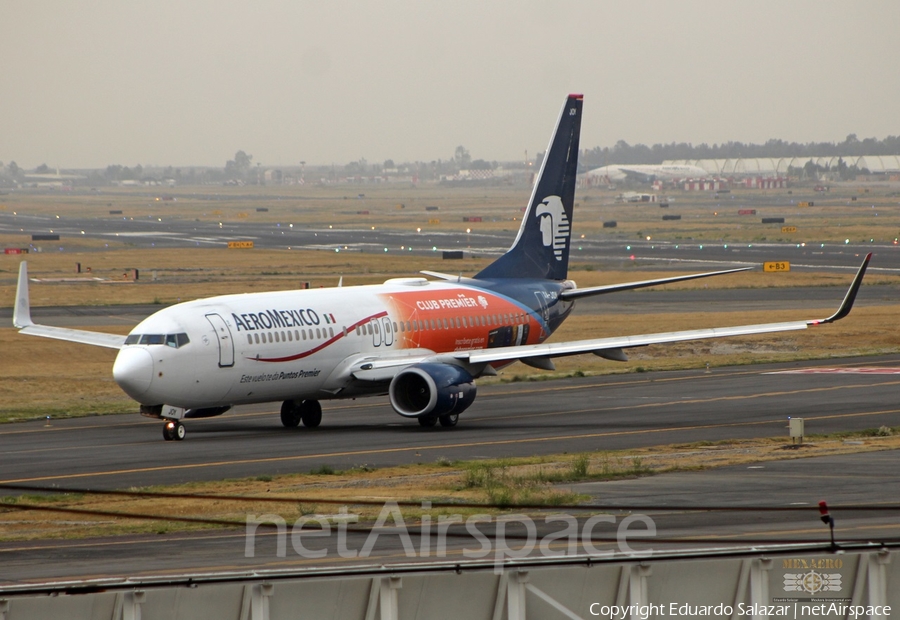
559,267,751,301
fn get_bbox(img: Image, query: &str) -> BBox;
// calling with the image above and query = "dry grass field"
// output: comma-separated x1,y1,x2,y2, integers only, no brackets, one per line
2,181,900,248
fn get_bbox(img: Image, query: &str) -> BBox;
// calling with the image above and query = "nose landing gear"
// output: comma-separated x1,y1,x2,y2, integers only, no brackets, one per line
163,419,186,441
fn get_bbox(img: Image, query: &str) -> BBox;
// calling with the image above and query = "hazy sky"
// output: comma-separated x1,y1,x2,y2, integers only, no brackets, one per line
2,1,898,169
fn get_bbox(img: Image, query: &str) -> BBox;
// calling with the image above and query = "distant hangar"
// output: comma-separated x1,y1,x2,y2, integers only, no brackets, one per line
663,155,900,177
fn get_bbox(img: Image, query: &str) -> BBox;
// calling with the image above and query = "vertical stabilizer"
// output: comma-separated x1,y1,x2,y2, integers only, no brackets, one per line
475,94,583,280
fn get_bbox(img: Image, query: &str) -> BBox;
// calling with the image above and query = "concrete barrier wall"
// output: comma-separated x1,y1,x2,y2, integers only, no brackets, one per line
1,544,896,620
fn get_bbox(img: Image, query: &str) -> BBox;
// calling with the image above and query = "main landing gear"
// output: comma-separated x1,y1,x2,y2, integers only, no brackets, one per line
280,400,323,428
417,413,459,428
163,419,186,441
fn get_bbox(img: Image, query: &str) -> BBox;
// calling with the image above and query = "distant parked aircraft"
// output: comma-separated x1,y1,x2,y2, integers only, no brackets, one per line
586,164,708,183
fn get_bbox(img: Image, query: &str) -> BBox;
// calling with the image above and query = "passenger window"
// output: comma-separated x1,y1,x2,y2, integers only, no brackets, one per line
442,319,448,329
254,333,260,344
247,335,253,345
329,327,334,338
287,331,292,342
316,328,321,339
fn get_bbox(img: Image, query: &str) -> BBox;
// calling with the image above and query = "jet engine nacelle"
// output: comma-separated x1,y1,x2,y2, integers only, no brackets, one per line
389,363,476,418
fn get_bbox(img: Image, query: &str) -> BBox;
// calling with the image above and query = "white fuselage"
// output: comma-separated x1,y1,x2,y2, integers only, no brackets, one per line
112,278,549,410
587,164,708,182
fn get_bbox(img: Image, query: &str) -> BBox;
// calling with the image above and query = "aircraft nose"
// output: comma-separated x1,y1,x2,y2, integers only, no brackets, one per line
113,347,154,398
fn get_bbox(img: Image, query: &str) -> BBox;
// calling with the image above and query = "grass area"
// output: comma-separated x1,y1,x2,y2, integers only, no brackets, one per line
2,428,899,542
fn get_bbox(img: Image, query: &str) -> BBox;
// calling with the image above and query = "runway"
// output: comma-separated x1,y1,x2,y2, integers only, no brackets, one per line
4,355,900,582
3,355,900,490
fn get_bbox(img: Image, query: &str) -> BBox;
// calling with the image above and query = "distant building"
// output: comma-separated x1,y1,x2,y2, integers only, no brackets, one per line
664,155,900,177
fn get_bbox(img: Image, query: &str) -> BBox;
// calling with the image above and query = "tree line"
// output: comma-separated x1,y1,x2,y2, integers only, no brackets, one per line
3,134,899,187
581,134,900,167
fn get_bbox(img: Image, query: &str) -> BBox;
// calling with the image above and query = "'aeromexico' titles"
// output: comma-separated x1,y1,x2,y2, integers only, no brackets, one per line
232,308,337,331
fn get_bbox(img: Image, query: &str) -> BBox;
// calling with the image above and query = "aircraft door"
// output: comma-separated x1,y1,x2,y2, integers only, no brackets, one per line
381,317,394,346
205,313,235,367
370,319,383,347
533,291,550,337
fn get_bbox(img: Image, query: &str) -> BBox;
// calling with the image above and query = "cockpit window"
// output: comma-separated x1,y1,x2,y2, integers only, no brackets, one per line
126,333,190,348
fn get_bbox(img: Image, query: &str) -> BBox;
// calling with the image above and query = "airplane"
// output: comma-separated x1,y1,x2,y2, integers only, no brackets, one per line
586,163,708,183
13,94,871,441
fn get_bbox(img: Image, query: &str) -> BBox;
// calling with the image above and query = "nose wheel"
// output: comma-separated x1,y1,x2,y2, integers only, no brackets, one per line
163,420,186,441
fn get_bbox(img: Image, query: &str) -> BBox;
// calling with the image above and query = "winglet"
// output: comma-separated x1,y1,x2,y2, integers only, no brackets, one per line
809,253,871,325
13,261,33,328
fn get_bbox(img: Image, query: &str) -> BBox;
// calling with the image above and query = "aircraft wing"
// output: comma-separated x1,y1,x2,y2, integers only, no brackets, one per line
614,166,656,181
455,253,870,367
13,262,126,350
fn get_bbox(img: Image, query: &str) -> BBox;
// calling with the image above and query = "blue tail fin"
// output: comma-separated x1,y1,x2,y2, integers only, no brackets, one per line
475,94,583,281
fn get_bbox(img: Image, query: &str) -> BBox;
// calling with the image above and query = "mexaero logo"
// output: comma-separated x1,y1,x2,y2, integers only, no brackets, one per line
535,195,570,261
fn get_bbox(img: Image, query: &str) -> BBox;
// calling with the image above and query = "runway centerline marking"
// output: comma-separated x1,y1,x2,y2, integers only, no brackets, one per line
767,367,900,375
470,379,900,423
